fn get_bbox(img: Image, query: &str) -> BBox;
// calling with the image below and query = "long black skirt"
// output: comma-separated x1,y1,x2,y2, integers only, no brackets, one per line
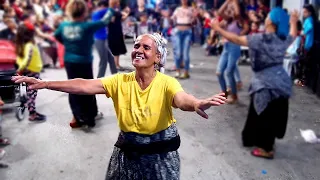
242,95,289,152
65,62,98,127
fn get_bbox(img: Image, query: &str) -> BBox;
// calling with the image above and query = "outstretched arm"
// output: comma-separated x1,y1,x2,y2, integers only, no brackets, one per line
173,92,226,119
100,8,115,24
218,0,231,20
87,8,116,31
232,0,240,18
211,19,248,46
12,76,106,95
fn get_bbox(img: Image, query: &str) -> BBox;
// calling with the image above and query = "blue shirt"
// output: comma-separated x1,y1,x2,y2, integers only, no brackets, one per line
303,16,314,51
92,8,109,40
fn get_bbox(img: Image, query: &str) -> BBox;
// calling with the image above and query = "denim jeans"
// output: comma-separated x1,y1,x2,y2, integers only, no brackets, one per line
174,29,192,71
162,27,170,40
234,65,241,82
217,42,241,94
226,62,241,88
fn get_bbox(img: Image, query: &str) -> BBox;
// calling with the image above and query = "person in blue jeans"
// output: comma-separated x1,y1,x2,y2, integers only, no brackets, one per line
216,0,243,104
217,40,241,103
92,0,117,78
171,0,194,79
54,0,115,128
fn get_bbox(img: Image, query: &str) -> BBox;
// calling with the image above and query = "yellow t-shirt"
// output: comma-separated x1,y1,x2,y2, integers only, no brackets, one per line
101,71,184,135
16,42,43,73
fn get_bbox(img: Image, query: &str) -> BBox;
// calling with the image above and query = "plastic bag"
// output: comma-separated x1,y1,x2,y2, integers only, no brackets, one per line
300,129,320,144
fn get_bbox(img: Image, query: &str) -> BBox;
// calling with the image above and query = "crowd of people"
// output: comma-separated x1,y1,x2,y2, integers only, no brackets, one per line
0,0,319,179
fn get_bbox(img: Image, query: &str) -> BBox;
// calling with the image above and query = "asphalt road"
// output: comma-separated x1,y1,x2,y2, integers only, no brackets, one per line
1,42,320,180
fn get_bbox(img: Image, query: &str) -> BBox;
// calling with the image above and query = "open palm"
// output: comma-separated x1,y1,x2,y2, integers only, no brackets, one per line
194,93,226,119
12,76,45,90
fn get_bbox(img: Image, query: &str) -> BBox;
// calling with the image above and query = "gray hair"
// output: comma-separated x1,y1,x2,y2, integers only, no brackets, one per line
145,33,168,73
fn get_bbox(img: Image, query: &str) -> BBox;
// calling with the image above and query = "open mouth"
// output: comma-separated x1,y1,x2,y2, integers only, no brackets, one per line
133,54,145,61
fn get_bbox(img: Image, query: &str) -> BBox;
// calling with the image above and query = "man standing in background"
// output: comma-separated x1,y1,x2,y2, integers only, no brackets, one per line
92,0,118,78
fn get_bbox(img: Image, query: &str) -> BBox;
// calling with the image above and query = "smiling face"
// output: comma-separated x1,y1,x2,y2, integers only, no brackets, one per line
131,35,160,70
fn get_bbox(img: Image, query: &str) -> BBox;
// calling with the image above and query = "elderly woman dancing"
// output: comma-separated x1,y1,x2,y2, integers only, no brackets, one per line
12,33,226,179
212,8,298,159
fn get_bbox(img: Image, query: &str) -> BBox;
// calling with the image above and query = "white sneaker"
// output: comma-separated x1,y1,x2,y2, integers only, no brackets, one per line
95,112,104,120
174,72,180,78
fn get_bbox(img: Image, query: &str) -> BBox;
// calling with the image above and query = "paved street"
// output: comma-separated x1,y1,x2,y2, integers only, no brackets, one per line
1,42,320,180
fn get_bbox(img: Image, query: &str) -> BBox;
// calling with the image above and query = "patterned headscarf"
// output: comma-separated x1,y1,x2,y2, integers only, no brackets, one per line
146,33,168,73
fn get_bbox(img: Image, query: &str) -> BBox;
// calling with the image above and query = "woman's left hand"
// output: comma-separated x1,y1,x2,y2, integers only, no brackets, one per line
290,10,299,24
194,93,226,119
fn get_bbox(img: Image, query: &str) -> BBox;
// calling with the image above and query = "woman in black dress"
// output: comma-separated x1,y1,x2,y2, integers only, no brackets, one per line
108,0,127,70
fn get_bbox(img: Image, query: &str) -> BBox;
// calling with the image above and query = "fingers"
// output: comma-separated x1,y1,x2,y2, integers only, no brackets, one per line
214,93,227,99
196,109,208,119
208,100,225,106
11,76,24,81
12,76,29,83
207,93,227,103
211,97,226,105
292,9,299,16
290,10,299,20
11,76,37,86
12,76,29,84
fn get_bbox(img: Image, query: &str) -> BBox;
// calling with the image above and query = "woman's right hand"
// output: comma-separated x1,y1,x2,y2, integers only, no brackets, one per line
211,18,221,30
12,76,47,90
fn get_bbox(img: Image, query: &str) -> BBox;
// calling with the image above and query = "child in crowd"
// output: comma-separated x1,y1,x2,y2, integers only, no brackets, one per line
137,12,149,35
249,21,259,34
161,8,171,40
0,16,17,41
246,0,257,11
15,21,46,122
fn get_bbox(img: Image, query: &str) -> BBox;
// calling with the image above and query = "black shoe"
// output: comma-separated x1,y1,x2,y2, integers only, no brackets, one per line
29,112,46,122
